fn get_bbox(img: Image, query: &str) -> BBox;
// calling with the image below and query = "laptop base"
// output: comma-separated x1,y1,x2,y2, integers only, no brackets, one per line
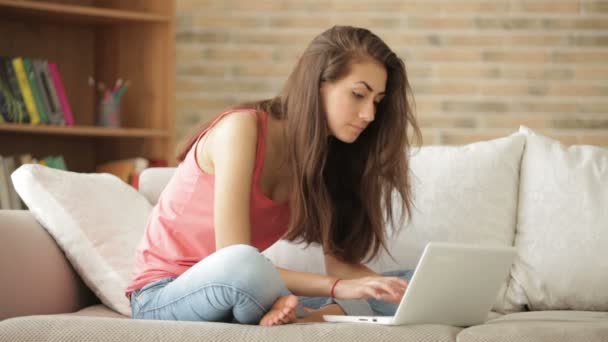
323,315,395,325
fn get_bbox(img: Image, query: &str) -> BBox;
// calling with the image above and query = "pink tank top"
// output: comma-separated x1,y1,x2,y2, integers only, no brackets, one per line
125,109,290,295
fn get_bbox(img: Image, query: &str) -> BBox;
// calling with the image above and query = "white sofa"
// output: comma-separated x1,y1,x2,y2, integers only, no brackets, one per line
1,126,607,341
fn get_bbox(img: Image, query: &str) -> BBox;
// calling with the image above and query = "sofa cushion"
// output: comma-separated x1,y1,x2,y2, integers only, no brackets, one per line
11,164,152,317
505,127,608,311
67,304,128,319
0,315,462,342
267,133,526,313
486,310,608,323
458,310,608,342
370,133,525,267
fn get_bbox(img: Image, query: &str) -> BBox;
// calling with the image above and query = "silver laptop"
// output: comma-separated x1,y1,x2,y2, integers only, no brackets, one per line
323,242,516,327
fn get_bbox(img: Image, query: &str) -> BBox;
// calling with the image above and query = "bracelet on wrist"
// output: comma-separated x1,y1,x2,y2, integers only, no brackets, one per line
330,278,342,298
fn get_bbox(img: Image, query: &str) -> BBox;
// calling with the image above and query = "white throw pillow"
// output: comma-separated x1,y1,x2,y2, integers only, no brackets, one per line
369,132,526,313
11,164,152,316
266,132,526,313
505,126,608,311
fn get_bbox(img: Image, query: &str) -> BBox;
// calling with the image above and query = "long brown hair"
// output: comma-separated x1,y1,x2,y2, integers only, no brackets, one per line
176,26,421,264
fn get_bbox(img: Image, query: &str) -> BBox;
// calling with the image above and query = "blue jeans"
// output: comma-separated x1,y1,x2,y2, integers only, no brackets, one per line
130,244,414,324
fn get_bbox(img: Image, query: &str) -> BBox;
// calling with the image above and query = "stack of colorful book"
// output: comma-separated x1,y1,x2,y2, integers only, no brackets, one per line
0,56,74,126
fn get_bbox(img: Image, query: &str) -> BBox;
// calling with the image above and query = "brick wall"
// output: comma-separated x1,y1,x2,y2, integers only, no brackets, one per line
175,0,608,146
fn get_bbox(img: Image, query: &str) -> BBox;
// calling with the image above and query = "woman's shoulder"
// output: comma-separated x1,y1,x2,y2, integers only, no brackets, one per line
206,110,260,146
194,110,261,175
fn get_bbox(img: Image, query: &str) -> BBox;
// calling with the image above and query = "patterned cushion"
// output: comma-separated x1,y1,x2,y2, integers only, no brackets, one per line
505,127,608,311
11,164,151,316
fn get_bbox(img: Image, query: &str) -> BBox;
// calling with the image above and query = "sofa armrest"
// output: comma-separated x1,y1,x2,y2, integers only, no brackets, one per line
0,210,99,320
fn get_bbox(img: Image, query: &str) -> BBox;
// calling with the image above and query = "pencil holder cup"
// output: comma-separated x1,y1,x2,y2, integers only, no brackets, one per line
97,97,121,127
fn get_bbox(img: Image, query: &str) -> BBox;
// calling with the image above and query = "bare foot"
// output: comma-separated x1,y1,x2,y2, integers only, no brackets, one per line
259,295,299,326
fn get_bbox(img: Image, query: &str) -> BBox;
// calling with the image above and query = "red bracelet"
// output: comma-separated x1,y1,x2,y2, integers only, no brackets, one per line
330,278,341,298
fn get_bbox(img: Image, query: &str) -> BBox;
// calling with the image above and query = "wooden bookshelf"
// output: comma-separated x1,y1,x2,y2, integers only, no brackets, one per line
0,0,175,172
0,0,170,23
0,122,169,138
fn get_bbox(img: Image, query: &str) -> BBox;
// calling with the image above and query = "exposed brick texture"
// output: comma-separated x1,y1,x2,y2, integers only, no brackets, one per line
176,0,608,146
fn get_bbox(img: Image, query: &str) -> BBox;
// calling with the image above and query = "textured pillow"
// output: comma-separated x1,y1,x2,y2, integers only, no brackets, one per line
367,132,526,313
11,164,152,316
265,133,526,313
505,126,608,311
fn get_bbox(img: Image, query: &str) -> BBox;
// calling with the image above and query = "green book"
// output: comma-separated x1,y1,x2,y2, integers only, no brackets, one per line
43,155,67,171
53,155,67,170
24,58,50,124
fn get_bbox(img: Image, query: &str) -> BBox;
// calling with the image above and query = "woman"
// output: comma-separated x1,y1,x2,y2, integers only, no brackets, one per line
126,25,421,326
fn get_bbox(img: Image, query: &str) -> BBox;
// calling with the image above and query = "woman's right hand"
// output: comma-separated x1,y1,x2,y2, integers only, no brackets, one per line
332,276,408,304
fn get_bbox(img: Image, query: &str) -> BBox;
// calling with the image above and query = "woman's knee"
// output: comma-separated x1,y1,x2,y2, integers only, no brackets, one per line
218,245,287,300
209,245,279,283
215,244,268,270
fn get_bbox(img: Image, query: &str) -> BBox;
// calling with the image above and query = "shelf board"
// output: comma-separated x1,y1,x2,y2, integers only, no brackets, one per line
0,122,169,138
0,0,170,24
